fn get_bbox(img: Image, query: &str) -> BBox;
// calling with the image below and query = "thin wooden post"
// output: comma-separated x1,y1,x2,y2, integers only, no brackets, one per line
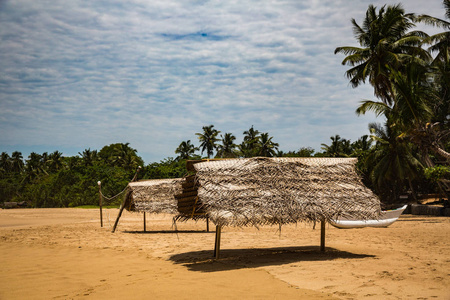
98,181,103,228
213,225,222,259
111,166,141,233
143,212,146,232
320,219,326,252
112,197,127,233
206,216,209,232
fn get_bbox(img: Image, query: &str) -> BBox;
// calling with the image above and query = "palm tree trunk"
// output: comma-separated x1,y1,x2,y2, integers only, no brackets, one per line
431,144,450,161
408,178,418,202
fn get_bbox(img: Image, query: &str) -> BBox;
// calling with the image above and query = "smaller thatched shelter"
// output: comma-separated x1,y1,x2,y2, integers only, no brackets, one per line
111,178,184,232
124,178,184,214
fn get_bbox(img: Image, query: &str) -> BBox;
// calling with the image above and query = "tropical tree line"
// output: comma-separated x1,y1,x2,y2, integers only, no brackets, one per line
176,126,375,159
0,124,445,208
0,130,384,208
175,125,281,160
1,143,151,208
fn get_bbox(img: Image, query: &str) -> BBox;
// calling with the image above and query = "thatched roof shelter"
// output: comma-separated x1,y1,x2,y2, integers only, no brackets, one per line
123,178,184,214
193,157,381,227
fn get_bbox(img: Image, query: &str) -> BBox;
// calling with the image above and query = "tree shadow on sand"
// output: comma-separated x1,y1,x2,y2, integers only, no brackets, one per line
168,246,375,272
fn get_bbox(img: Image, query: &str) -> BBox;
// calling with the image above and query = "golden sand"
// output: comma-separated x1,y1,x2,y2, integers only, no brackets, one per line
0,208,448,299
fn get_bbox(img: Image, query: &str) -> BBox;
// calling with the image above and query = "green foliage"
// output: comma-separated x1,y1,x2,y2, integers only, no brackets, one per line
281,147,315,157
424,165,450,182
196,125,221,158
144,157,187,179
320,135,350,157
98,143,144,171
143,158,187,179
336,2,450,203
216,133,238,158
0,143,145,208
175,140,199,160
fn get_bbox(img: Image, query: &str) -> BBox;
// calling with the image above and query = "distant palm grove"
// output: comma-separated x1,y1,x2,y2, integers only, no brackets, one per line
1,3,449,208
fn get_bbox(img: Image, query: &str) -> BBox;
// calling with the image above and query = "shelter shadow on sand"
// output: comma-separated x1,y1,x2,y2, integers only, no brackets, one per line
169,246,375,272
124,230,211,234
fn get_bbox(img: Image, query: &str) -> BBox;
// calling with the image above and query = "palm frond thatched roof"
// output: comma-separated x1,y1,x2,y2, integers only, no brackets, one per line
193,157,381,227
125,178,184,214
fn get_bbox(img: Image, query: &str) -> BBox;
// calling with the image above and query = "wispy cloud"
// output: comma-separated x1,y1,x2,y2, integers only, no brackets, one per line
0,0,446,162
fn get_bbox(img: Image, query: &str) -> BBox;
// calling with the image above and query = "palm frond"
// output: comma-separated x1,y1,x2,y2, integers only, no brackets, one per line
356,100,390,117
416,14,450,29
334,46,366,56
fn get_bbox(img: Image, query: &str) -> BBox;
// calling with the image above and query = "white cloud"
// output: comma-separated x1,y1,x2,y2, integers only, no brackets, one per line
0,0,446,162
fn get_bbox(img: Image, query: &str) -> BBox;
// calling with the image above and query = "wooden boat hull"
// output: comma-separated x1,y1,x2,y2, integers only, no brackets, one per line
329,205,407,229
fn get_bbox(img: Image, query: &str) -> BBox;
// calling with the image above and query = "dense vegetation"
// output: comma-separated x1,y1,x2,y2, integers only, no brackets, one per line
334,2,450,203
1,2,449,208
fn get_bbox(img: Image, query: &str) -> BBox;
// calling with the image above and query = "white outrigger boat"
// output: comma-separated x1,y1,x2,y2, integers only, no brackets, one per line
329,205,408,229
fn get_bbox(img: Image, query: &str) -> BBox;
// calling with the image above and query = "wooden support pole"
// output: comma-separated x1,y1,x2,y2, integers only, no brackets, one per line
112,197,127,233
143,212,146,232
111,166,141,233
213,225,222,259
320,220,326,252
98,181,103,228
206,216,209,232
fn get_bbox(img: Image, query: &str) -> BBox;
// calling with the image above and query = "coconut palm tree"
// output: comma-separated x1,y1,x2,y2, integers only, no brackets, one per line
79,148,98,166
238,142,254,158
418,1,450,136
0,152,11,174
11,151,24,174
23,152,47,183
352,135,373,153
321,135,347,157
340,139,353,156
175,140,199,160
257,133,279,157
47,151,64,172
243,126,260,148
417,1,450,65
351,7,450,201
216,133,238,158
339,2,450,202
196,125,221,158
111,143,143,171
335,4,429,104
40,152,49,171
356,62,450,161
430,60,450,130
365,122,423,202
239,126,261,157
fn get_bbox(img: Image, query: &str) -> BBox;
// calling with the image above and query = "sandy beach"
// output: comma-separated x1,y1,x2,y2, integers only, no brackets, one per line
0,208,448,299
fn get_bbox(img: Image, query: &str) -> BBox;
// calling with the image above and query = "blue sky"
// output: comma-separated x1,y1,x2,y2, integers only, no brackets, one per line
0,0,446,164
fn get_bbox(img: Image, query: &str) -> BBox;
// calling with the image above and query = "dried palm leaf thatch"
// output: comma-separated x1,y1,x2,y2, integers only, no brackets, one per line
193,157,381,227
124,178,184,214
